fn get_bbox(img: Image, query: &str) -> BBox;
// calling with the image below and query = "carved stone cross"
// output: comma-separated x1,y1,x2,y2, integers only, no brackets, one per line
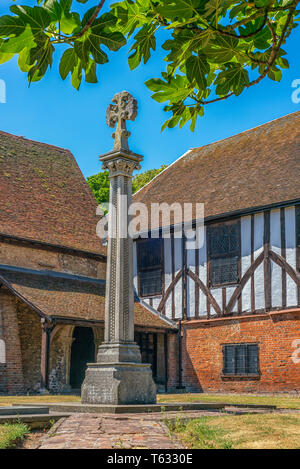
106,91,138,151
82,92,156,405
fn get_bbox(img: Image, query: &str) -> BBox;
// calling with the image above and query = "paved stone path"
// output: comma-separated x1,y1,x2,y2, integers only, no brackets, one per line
38,413,184,449
33,407,280,450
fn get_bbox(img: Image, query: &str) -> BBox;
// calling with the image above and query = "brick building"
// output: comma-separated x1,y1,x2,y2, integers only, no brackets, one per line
1,112,299,396
0,131,176,395
133,111,300,394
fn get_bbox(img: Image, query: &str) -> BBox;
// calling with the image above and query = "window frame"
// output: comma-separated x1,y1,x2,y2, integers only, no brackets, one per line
222,343,260,378
136,238,164,298
296,205,300,274
207,219,241,288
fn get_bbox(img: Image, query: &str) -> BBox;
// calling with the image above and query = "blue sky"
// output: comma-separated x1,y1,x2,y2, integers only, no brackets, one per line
0,0,299,178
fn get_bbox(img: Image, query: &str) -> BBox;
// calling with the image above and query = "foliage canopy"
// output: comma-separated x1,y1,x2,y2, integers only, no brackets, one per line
87,164,168,205
0,0,299,130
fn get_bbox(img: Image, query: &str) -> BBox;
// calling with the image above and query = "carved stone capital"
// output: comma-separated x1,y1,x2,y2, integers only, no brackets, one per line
102,158,141,178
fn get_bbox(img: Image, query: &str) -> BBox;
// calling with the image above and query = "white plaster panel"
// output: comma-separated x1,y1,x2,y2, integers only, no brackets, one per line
0,339,5,364
186,246,195,317
211,288,222,316
270,209,282,308
133,242,138,293
164,238,173,317
254,262,265,310
271,260,282,308
285,206,298,306
174,238,183,318
198,228,207,316
164,296,173,320
174,278,182,319
241,279,252,313
152,297,162,310
270,209,281,255
254,212,264,258
241,216,251,275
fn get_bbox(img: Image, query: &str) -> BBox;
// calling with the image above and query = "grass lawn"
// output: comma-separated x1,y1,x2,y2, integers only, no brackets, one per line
158,393,300,410
167,413,300,449
0,394,81,406
0,423,29,449
0,393,299,409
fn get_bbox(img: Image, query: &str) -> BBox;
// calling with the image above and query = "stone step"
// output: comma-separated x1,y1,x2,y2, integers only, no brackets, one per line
0,406,49,415
0,413,69,429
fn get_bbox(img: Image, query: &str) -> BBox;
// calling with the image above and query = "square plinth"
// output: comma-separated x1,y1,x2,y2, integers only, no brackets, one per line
81,362,157,405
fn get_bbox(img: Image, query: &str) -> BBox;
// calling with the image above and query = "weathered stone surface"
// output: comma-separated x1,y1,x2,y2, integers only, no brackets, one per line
82,362,156,405
38,413,184,449
96,342,141,363
82,93,156,405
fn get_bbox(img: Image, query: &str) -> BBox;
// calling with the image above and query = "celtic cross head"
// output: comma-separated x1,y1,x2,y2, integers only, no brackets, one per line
106,91,138,151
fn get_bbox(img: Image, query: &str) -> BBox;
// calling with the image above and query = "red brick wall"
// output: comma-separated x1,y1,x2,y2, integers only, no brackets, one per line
182,311,300,394
167,332,179,390
16,299,42,393
0,290,24,394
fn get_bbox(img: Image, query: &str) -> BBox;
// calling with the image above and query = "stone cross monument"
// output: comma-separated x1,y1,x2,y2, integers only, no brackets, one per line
82,91,156,405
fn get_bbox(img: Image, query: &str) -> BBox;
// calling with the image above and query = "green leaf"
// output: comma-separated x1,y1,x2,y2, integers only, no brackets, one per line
60,13,81,35
0,14,26,38
215,63,249,96
146,74,192,104
59,47,77,80
186,53,209,90
28,39,54,83
254,27,272,50
158,0,202,21
128,49,140,70
85,35,108,64
71,61,82,90
129,23,156,68
85,59,97,83
0,25,35,55
203,35,238,64
10,5,51,37
112,0,148,37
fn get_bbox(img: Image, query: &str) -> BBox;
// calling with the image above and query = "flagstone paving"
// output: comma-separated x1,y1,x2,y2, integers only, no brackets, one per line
37,413,185,449
33,406,278,449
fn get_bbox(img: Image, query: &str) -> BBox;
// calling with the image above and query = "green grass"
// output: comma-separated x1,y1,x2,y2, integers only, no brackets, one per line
167,416,233,449
0,394,81,406
167,413,300,449
0,393,299,410
158,393,300,410
0,423,29,449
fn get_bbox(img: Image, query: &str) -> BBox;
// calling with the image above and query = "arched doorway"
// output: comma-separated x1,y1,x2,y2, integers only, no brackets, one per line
70,327,95,390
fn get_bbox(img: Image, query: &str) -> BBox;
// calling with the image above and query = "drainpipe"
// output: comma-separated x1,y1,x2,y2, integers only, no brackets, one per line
164,332,168,393
177,320,185,390
181,234,187,320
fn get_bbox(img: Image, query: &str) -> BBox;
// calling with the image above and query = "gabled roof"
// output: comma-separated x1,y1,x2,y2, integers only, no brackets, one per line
133,111,300,229
0,265,176,330
0,131,104,255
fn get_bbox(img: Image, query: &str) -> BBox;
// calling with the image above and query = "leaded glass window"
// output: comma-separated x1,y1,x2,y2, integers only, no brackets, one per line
137,239,163,297
223,344,259,376
208,221,240,286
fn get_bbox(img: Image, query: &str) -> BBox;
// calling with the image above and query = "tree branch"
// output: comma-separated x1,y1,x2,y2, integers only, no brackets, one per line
75,0,106,39
197,4,297,106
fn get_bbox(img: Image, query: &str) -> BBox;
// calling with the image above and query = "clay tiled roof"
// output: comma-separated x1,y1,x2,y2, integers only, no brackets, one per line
0,131,104,255
0,267,175,330
133,112,300,229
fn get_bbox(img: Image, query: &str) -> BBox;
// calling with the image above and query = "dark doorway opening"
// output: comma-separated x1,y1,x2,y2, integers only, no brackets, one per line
135,332,157,381
70,327,95,389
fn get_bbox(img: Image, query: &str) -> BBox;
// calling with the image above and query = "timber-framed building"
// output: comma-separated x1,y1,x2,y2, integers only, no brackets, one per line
133,111,300,393
0,131,176,394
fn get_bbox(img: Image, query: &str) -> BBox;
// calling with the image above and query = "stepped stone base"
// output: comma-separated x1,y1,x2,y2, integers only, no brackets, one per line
81,362,157,405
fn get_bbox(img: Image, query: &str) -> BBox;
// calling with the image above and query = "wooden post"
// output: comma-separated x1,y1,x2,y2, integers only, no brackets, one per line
40,319,51,391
